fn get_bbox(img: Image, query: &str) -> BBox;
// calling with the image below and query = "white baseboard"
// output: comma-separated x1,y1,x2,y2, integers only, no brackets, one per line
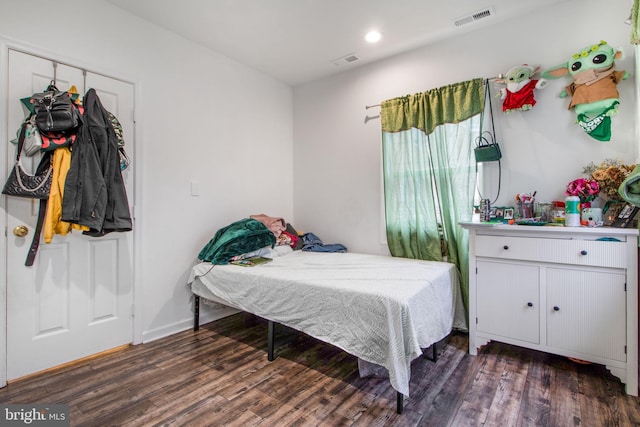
141,305,240,343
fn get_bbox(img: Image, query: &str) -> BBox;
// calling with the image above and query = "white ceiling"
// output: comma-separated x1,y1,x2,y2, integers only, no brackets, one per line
106,0,570,86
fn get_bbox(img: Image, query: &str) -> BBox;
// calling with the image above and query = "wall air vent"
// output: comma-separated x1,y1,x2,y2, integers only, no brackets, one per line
331,53,359,67
454,7,495,27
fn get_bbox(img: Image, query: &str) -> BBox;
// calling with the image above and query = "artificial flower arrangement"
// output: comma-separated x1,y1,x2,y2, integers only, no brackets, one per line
565,177,600,206
583,159,636,201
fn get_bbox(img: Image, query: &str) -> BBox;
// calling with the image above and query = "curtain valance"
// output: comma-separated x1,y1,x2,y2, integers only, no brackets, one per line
380,78,484,135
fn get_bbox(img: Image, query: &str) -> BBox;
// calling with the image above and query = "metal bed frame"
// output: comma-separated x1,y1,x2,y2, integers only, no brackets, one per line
192,294,440,414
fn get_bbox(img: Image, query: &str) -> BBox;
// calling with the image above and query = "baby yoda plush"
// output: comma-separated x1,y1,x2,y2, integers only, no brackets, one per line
542,40,629,142
497,64,547,113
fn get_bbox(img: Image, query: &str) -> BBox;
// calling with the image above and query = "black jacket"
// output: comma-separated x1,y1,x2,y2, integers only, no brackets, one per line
61,89,132,236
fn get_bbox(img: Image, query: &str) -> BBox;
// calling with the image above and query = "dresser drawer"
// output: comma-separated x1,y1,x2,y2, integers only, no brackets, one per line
475,235,626,268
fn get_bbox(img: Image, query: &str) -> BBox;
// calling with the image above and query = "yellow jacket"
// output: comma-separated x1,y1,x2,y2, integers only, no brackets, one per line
44,148,88,243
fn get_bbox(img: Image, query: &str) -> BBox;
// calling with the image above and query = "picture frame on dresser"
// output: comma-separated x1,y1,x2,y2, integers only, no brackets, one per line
503,207,514,220
610,202,639,228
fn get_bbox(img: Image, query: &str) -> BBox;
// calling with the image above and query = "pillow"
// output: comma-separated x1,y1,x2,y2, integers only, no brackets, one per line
229,243,293,262
271,245,293,257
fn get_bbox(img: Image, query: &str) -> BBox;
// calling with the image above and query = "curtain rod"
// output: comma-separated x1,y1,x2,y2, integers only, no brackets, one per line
365,75,503,109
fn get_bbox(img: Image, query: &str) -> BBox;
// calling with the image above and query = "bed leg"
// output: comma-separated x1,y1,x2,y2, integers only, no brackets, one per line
424,341,438,362
193,295,200,331
396,392,404,414
267,320,275,361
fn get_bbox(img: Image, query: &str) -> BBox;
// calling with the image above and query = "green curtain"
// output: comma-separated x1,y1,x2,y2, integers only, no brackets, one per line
632,0,640,45
381,78,484,322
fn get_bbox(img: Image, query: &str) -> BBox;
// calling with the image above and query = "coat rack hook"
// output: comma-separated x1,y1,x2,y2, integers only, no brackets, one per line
52,61,58,86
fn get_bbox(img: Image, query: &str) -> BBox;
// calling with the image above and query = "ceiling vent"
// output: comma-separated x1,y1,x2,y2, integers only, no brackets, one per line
454,7,495,27
331,53,359,67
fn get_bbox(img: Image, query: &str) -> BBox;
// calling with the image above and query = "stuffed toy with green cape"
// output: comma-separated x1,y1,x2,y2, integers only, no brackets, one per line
542,40,629,142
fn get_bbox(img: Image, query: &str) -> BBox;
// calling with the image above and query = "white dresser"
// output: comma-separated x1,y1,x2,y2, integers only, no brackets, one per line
461,222,638,396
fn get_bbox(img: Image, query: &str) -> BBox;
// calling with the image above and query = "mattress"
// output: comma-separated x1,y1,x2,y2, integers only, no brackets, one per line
187,250,461,397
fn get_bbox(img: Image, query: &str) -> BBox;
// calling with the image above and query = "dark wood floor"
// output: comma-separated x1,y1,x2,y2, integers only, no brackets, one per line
1,312,639,426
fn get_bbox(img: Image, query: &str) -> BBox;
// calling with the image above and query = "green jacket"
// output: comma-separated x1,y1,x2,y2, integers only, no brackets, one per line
198,218,275,264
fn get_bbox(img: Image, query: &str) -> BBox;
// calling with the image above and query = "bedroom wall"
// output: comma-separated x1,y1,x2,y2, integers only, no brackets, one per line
292,0,638,255
0,0,294,340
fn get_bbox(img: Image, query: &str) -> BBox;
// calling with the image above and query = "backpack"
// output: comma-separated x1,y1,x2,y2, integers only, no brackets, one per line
30,82,80,133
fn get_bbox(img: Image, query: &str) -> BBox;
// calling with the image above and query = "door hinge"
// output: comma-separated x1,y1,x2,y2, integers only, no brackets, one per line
475,317,478,324
624,345,627,354
624,282,627,292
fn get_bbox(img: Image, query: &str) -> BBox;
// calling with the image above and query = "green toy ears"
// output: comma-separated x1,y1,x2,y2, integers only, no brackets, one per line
541,65,570,79
541,41,625,79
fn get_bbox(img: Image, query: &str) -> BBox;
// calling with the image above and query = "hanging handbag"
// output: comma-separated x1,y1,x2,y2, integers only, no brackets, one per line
2,122,52,199
10,115,43,157
22,115,43,156
107,111,131,170
475,79,503,205
31,82,79,132
474,131,502,162
474,81,502,163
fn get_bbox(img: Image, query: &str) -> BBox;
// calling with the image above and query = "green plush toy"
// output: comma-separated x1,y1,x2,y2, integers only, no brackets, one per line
542,40,629,142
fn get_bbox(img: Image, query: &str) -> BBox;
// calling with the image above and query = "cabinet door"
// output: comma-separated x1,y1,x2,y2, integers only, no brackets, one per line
546,267,626,361
476,260,540,344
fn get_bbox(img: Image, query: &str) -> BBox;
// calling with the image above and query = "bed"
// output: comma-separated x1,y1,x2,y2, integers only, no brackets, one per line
187,248,464,413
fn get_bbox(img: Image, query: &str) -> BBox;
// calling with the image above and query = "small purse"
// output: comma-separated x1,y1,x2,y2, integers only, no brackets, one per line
2,122,52,199
23,115,43,156
10,115,43,157
474,131,502,162
474,81,502,163
31,82,79,132
107,111,131,171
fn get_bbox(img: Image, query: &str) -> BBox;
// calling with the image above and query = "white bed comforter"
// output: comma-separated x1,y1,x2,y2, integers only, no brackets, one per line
187,251,460,397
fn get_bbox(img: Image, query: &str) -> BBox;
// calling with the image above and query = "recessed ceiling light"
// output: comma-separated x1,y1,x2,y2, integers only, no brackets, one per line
365,30,382,43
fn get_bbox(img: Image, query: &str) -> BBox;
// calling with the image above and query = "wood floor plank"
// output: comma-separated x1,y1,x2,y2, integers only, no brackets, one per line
578,362,639,427
482,345,529,426
416,342,473,426
448,342,506,425
548,357,582,426
406,341,466,413
516,351,552,426
0,313,637,427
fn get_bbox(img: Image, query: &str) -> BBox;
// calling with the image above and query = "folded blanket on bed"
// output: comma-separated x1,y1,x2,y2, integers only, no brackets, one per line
302,232,347,253
619,165,640,206
198,218,276,264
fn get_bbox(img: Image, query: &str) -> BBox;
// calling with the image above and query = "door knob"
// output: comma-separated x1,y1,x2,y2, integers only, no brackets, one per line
13,225,28,237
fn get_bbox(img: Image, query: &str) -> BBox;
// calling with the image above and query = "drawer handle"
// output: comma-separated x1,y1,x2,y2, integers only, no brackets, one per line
580,250,588,255
527,302,533,307
553,306,560,312
503,245,509,250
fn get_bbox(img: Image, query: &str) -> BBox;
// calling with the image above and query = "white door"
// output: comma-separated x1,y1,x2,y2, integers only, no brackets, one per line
5,49,135,380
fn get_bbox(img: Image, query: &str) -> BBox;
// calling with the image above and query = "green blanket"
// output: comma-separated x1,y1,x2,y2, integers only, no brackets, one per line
619,165,640,206
198,218,276,264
